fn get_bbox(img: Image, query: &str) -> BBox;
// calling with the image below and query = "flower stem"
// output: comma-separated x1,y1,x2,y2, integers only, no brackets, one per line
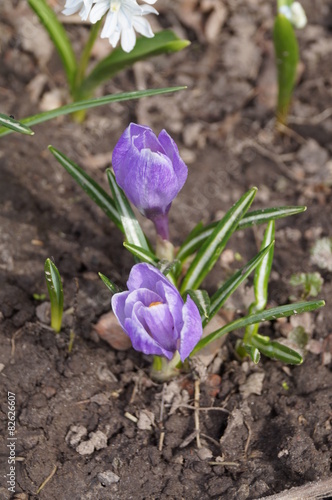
153,214,170,241
151,352,181,381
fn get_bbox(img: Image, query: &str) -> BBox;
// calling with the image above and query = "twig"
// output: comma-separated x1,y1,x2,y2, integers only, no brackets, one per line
11,328,23,357
36,465,57,495
158,431,165,452
288,107,332,126
194,379,201,449
175,404,229,414
244,420,252,459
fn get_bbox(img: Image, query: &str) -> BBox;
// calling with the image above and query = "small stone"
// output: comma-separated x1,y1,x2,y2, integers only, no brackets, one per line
0,363,5,373
197,447,213,461
240,372,265,398
97,471,120,486
93,311,132,351
76,440,95,456
137,409,155,431
65,425,88,448
35,302,51,324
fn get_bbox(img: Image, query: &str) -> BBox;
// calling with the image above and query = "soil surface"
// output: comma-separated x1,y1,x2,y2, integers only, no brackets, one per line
0,1,332,499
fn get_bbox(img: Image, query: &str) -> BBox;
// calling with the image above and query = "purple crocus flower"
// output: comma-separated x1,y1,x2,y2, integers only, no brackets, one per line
111,263,202,361
112,123,188,240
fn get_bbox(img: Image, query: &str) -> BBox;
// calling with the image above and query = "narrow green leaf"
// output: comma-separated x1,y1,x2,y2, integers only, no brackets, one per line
0,113,34,135
244,345,261,364
185,290,210,319
44,258,63,333
243,221,275,342
253,221,275,311
81,30,190,95
180,188,257,293
107,170,149,251
123,242,158,265
48,146,123,231
98,272,122,294
191,300,325,355
251,336,303,364
28,0,77,92
176,206,306,263
238,206,306,229
204,241,275,327
273,14,299,124
0,88,186,138
157,260,181,277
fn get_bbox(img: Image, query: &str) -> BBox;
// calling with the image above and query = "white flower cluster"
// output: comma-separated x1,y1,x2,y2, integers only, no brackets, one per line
279,1,307,29
62,0,158,53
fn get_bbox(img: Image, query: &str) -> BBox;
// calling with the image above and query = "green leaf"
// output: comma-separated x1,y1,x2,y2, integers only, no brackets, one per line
180,187,257,293
191,300,325,355
185,290,210,319
48,146,122,231
273,14,299,124
176,205,306,263
157,260,181,277
0,88,186,138
0,113,34,135
290,272,324,298
123,242,158,265
204,241,275,327
244,221,275,342
81,30,190,95
107,170,149,251
251,336,303,364
28,0,77,92
244,345,261,364
44,258,64,333
98,272,122,294
238,205,306,229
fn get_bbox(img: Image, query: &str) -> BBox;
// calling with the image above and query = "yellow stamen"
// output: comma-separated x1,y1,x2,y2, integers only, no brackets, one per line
149,301,163,308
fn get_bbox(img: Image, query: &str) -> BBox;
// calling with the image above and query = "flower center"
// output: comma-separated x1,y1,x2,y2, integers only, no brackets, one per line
148,301,163,308
110,0,121,13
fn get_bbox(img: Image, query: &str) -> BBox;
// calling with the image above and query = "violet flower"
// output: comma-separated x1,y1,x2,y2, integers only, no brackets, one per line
111,263,202,361
112,123,188,240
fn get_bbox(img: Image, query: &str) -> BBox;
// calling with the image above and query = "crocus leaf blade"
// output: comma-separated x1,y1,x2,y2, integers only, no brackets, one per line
204,241,275,327
251,336,303,364
177,206,305,263
0,88,186,138
180,187,257,293
28,0,77,92
123,242,158,265
238,205,306,229
273,14,299,124
191,300,325,355
81,30,189,95
44,258,63,333
98,273,122,294
107,169,150,251
48,146,123,231
0,113,34,135
185,289,210,319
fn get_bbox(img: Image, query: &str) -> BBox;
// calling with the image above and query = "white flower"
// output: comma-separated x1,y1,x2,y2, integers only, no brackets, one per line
62,0,94,21
90,0,158,53
279,2,307,29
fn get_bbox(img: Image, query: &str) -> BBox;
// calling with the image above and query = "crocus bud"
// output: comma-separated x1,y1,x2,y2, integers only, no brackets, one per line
111,263,202,361
112,123,188,240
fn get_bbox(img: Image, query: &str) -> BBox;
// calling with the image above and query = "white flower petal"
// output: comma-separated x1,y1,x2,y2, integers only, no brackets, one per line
133,16,154,38
121,26,137,52
109,29,121,48
90,1,110,23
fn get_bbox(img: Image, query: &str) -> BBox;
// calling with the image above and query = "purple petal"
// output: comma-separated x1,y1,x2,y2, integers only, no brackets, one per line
123,288,161,317
111,291,130,329
140,303,177,351
158,129,188,191
127,263,173,293
124,317,174,359
178,296,203,361
130,123,163,153
156,281,184,336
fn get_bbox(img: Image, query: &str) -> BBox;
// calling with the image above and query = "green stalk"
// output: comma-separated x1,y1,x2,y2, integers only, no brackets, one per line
72,19,103,121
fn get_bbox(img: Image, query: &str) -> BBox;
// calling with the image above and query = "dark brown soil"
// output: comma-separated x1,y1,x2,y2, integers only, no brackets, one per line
0,1,331,499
